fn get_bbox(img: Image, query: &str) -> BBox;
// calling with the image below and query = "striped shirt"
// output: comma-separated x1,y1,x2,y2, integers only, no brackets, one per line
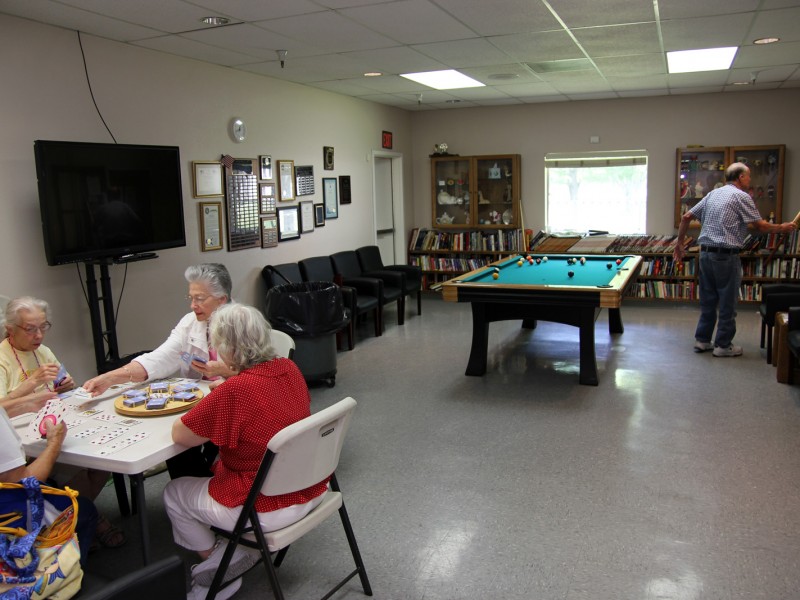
688,183,762,248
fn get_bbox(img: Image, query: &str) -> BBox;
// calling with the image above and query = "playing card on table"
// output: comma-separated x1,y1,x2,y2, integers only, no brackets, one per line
27,399,67,439
72,425,108,439
90,428,127,445
93,413,122,423
118,418,142,427
95,431,150,456
79,409,102,417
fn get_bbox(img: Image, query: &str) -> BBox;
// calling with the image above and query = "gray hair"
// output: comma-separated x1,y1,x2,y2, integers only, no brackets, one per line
210,303,276,371
184,263,232,300
725,162,750,182
2,296,51,338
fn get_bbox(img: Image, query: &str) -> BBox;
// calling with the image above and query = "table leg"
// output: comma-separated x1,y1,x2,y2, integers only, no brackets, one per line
578,309,599,386
129,473,151,564
607,307,623,334
112,472,130,517
466,303,490,376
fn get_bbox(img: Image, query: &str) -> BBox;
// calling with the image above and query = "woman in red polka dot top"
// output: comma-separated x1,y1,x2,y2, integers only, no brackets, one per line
163,303,328,600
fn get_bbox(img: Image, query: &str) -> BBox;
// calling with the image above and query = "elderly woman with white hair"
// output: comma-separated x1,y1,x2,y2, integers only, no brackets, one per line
164,303,328,600
83,263,237,479
0,296,73,415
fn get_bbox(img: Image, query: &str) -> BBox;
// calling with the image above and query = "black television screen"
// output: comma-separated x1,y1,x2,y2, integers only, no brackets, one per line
34,140,187,265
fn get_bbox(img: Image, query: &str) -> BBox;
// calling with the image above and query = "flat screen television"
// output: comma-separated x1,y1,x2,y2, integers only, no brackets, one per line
34,140,187,265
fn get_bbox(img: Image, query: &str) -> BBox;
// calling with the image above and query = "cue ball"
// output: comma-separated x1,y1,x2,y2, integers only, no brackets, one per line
492,272,499,279
568,270,574,277
616,258,622,265
542,256,548,262
607,263,612,269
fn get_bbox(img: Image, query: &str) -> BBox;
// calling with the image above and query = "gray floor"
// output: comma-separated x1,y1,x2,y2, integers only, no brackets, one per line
89,295,800,599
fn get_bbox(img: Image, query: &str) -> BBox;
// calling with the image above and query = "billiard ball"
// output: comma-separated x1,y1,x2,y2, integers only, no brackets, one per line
607,263,612,269
517,259,524,266
492,272,499,279
493,267,500,273
525,255,532,261
616,258,622,265
568,270,574,277
536,258,541,264
580,257,586,264
542,256,548,262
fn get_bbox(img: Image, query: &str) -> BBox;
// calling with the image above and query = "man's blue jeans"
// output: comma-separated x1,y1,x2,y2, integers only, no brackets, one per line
695,252,742,348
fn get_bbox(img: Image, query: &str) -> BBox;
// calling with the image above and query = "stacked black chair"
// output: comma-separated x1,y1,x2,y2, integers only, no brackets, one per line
759,283,800,363
299,256,381,339
78,555,186,600
357,245,423,317
331,250,405,329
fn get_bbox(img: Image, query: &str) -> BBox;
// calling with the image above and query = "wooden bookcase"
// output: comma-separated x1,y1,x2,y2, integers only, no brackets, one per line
411,154,523,289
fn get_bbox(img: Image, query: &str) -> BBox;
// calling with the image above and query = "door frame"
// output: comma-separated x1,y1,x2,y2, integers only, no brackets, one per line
371,150,404,263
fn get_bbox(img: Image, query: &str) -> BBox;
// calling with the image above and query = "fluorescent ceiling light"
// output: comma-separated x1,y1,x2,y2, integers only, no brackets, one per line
667,47,737,74
400,69,484,90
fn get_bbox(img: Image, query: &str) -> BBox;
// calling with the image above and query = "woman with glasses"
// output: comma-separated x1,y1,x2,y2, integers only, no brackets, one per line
83,263,236,478
0,295,123,552
0,296,73,415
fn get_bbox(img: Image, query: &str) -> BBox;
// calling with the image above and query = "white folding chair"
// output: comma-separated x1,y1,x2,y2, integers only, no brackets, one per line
269,329,295,360
205,396,372,600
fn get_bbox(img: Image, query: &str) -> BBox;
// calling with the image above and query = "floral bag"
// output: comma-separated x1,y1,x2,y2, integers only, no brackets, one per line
0,478,83,600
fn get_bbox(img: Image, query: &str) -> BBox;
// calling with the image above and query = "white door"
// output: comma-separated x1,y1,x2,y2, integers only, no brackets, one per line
372,151,404,264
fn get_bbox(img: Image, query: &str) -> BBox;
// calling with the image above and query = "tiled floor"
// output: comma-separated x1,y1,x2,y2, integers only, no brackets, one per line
89,296,800,599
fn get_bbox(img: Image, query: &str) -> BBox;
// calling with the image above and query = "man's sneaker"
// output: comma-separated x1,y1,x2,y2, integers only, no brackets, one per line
191,542,260,587
693,341,714,353
187,575,242,600
712,345,743,357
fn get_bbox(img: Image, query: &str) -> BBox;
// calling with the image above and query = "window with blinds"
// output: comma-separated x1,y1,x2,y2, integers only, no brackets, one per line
545,151,648,234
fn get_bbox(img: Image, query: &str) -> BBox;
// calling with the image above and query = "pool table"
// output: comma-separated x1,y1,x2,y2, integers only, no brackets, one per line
440,253,643,385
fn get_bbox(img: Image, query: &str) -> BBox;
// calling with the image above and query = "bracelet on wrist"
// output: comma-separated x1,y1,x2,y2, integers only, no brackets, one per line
123,365,133,383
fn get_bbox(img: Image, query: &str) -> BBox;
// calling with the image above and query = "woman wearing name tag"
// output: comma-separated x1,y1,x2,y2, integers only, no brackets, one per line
83,263,238,478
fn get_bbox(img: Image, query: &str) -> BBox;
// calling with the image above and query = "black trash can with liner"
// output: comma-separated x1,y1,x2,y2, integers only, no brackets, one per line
264,281,348,387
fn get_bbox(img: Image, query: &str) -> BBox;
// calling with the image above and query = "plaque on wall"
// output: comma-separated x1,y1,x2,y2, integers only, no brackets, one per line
339,175,352,205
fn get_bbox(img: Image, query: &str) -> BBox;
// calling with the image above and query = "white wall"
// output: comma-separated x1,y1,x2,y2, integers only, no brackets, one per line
409,91,799,234
0,14,411,382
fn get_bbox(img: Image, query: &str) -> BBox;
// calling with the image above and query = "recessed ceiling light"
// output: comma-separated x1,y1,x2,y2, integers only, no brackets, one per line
201,16,229,26
400,69,484,90
445,99,462,103
667,47,737,74
731,81,751,86
363,72,382,77
754,37,780,45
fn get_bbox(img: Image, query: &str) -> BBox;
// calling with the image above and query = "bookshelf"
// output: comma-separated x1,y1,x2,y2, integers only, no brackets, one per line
525,231,800,303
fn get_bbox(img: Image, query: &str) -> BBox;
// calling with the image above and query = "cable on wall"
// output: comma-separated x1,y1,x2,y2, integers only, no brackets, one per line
77,31,117,143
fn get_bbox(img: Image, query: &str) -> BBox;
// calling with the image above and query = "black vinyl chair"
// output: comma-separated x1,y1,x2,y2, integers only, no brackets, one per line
356,245,422,317
331,250,405,329
262,263,354,351
299,256,381,340
78,555,186,600
759,284,800,363
203,397,372,600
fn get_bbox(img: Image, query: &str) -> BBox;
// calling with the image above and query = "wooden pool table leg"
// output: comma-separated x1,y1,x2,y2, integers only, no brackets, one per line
578,309,599,386
466,303,489,376
608,307,623,334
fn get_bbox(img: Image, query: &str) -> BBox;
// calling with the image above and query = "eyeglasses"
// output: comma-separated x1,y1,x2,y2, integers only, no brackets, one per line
16,322,52,335
186,295,211,305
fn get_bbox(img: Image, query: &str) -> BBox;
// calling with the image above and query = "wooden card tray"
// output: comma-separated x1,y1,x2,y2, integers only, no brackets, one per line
113,389,205,417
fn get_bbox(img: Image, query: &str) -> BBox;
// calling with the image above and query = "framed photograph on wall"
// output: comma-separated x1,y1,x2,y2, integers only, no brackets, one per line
259,155,273,180
277,160,295,202
299,200,315,233
277,205,301,241
193,162,224,198
323,177,338,219
199,201,223,251
314,203,325,227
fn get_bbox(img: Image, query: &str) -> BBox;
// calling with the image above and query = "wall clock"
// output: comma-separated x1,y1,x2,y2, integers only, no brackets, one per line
230,118,247,143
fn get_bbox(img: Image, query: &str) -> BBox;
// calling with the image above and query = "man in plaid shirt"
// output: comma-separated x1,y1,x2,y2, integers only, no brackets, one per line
674,162,796,357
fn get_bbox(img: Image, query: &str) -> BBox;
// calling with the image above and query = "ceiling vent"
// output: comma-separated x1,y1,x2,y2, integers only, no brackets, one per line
526,58,594,73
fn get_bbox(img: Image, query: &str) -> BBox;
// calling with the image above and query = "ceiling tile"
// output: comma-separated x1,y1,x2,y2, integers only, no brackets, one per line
187,0,323,21
594,54,666,78
547,0,655,27
341,45,446,74
132,34,259,66
572,23,662,58
432,0,561,36
734,40,800,69
57,0,221,34
489,30,585,62
658,0,760,20
412,38,515,68
340,0,476,44
661,13,755,51
180,23,312,60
